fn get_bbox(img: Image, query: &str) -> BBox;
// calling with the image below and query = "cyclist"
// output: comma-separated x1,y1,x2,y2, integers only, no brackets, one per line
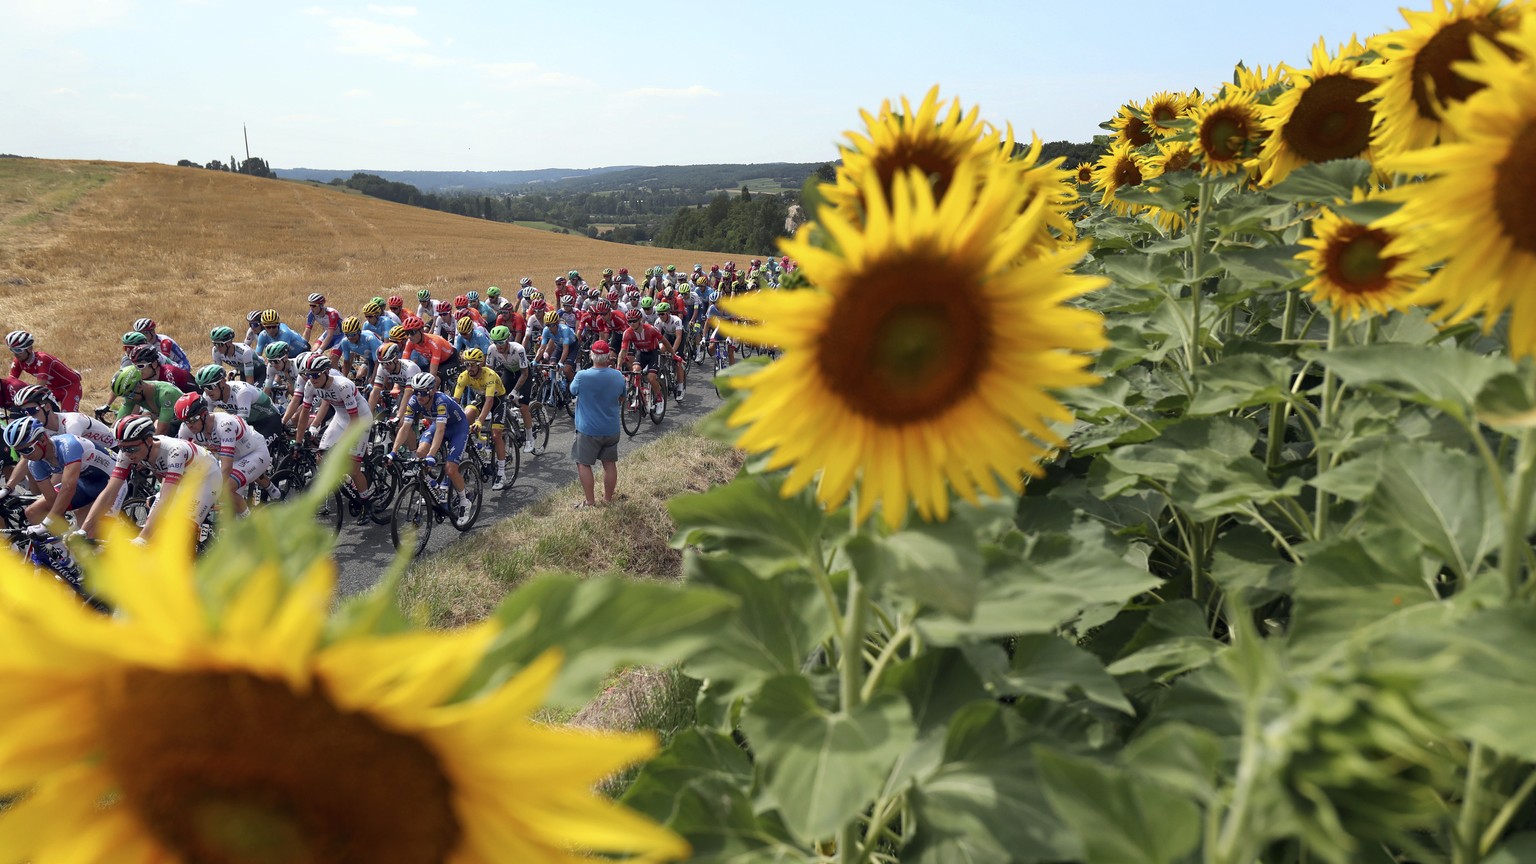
415,288,436,322
120,331,170,368
393,372,472,516
454,315,491,356
3,416,117,540
303,292,343,351
453,294,485,328
334,316,383,384
129,344,196,393
432,300,456,341
617,308,666,416
638,296,658,326
523,292,550,346
210,326,263,384
536,310,579,386
496,293,527,343
360,299,399,342
486,326,535,455
454,348,510,490
13,385,115,452
255,310,310,356
654,302,687,400
368,341,422,423
400,315,460,382
485,286,511,320
261,342,298,412
703,289,738,366
83,415,222,545
286,351,374,506
243,309,264,347
109,366,184,436
386,294,408,322
132,318,192,372
175,392,278,515
557,294,579,330
469,290,495,323
195,365,284,439
7,331,83,412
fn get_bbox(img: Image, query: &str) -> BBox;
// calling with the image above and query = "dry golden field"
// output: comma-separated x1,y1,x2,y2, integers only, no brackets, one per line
0,158,756,401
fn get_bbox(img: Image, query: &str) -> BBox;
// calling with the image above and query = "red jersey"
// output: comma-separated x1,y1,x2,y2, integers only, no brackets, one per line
621,324,665,353
154,363,197,393
497,309,526,335
0,375,24,410
10,350,81,392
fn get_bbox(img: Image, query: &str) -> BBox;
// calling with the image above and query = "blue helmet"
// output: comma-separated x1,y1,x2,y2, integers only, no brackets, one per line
707,291,721,304
3,416,45,451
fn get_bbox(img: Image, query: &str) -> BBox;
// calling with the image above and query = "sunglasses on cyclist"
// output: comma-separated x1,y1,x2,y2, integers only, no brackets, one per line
133,362,155,370
19,438,45,456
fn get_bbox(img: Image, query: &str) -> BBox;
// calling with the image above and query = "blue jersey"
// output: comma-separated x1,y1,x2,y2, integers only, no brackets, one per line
541,324,578,349
256,324,310,356
405,390,469,432
362,313,399,343
454,327,491,356
336,332,383,370
703,303,734,324
27,433,115,482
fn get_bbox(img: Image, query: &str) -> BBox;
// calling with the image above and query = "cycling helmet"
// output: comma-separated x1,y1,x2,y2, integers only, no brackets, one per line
6,331,34,352
362,300,385,316
14,384,52,408
627,290,641,301
693,263,702,271
708,291,721,303
453,295,469,309
561,295,574,306
467,291,480,303
133,318,156,333
341,316,363,335
371,296,385,307
2,417,45,452
626,309,642,323
307,292,326,305
725,261,736,271
247,309,263,324
259,309,280,326
377,342,402,363
519,277,532,287
595,301,610,313
210,326,236,344
122,331,149,347
656,302,671,314
639,297,654,310
435,301,452,315
388,325,408,342
751,258,762,267
193,364,226,388
417,288,432,301
543,311,559,324
110,366,143,397
173,392,209,422
489,325,510,342
710,264,720,273
486,286,501,298
115,415,156,443
567,270,580,279
298,352,331,375
401,315,424,331
262,342,290,360
555,277,567,286
131,345,160,366
606,289,619,302
679,285,692,294
457,316,476,335
529,290,544,302
667,264,676,272
410,372,438,392
461,347,486,363
387,295,405,309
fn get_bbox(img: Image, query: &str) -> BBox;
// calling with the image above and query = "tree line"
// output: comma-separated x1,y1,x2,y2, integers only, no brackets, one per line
177,157,276,178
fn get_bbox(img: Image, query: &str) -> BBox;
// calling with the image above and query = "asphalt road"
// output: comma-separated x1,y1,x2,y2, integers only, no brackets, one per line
331,377,725,598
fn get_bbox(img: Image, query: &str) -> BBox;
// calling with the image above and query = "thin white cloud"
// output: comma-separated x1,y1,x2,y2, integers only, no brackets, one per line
48,87,79,97
300,5,328,15
476,61,593,91
342,88,371,98
330,16,447,67
624,84,720,98
365,4,416,17
8,0,132,32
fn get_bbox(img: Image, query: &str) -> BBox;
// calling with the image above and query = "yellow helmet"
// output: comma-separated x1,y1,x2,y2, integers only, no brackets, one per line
341,316,362,335
456,316,476,335
361,299,385,316
388,325,408,342
543,311,559,324
461,347,486,363
259,309,280,326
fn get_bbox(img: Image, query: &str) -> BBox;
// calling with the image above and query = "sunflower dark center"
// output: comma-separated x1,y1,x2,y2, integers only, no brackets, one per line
1201,108,1253,161
1123,116,1153,147
1113,158,1143,190
1410,16,1509,119
817,255,988,424
100,670,460,864
1283,74,1376,162
1077,164,1094,183
1151,103,1179,126
1493,120,1536,256
872,139,962,204
1163,149,1194,173
1322,224,1399,293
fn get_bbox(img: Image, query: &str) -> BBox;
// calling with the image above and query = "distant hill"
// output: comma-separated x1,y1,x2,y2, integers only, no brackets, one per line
277,162,824,195
276,165,638,193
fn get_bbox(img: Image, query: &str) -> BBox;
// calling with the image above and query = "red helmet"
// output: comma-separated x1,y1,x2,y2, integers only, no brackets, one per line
174,392,209,422
606,289,618,302
387,295,404,309
595,301,609,313
401,315,424,331
436,301,452,314
710,264,720,272
453,294,469,309
555,277,568,286
618,267,628,276
626,309,641,323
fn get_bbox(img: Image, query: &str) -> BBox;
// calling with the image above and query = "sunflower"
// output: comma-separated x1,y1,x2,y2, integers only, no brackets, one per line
1258,37,1378,186
719,159,1106,529
1013,135,1081,246
1377,13,1536,356
1093,141,1150,217
1075,161,1096,184
1297,193,1423,319
1141,142,1201,232
1193,91,1264,175
1358,0,1525,153
1110,103,1155,149
0,493,688,864
821,85,1009,218
1228,62,1286,98
1145,90,1197,136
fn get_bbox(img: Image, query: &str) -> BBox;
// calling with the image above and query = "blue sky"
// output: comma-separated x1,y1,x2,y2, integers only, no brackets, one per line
2,0,1420,172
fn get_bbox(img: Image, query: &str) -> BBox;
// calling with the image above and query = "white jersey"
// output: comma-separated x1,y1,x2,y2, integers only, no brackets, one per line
302,370,370,419
486,341,527,373
208,381,275,423
178,411,267,461
371,357,423,389
54,412,116,452
654,314,684,338
212,343,259,379
111,436,218,484
416,301,436,322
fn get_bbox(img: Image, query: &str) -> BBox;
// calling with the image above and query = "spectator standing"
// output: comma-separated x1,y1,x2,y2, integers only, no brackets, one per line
568,340,625,509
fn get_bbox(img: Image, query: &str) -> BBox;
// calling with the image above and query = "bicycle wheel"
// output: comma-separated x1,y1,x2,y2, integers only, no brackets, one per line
713,357,729,399
622,380,643,436
453,462,483,531
503,426,521,487
121,497,151,529
391,482,433,557
530,402,551,450
365,456,397,525
268,470,335,528
561,379,575,418
649,375,666,425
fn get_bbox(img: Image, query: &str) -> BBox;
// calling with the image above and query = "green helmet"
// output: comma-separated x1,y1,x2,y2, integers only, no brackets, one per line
111,366,143,397
194,364,227,388
639,297,654,310
417,288,431,301
655,302,671,314
567,270,579,279
262,342,290,360
489,325,510,341
666,264,676,272
371,296,385,307
209,326,236,343
122,331,149,347
487,286,501,298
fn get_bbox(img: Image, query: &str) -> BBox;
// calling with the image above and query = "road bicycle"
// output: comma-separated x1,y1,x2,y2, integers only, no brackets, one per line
0,490,108,611
531,362,574,418
621,364,666,437
708,338,735,398
389,451,483,557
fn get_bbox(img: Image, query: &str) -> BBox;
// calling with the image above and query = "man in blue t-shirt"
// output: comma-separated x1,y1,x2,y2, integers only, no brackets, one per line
568,340,626,509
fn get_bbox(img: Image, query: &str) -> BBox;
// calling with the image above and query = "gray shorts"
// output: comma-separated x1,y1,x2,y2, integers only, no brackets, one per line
571,432,620,465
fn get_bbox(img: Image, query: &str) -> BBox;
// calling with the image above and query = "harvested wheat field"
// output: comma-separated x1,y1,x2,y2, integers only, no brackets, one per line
0,158,755,401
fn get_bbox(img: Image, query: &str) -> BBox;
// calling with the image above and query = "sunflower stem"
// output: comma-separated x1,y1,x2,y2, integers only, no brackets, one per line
1186,176,1215,373
837,566,869,864
1504,425,1536,599
1456,743,1496,864
1266,290,1300,470
1315,310,1340,540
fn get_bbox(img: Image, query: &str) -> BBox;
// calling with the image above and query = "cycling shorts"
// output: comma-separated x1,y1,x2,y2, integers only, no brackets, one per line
229,450,273,493
64,467,111,511
635,349,661,374
441,422,469,465
320,410,370,458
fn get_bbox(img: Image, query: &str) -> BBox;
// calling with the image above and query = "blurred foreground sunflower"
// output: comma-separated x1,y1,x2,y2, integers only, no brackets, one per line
1297,193,1422,319
821,85,1009,218
1258,37,1378,186
1193,91,1264,175
1358,0,1525,153
720,159,1106,529
0,495,687,864
1013,135,1081,247
1379,14,1536,356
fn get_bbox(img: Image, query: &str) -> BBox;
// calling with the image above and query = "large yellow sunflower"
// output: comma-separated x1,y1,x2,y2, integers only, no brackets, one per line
1093,141,1150,217
1258,37,1379,186
719,159,1106,529
1145,90,1198,136
821,86,1009,217
1378,13,1536,356
1110,103,1155,149
1297,193,1423,319
1193,91,1264,175
1358,0,1526,154
0,498,688,863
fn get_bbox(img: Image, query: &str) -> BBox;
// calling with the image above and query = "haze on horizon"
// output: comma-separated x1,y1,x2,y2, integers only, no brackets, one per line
5,0,1418,173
